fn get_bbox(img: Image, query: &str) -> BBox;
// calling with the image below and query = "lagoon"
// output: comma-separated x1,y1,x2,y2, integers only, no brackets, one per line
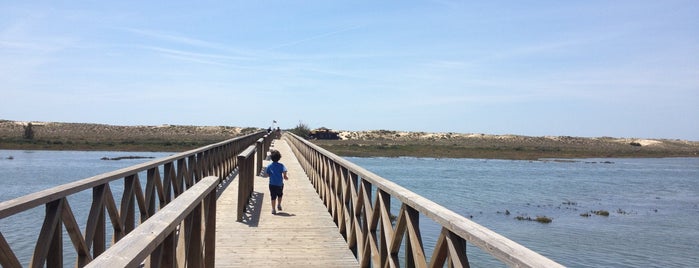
1,149,697,267
347,156,699,267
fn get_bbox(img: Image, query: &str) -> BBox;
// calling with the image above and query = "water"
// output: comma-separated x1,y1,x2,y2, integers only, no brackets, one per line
1,150,697,267
347,157,699,267
0,149,173,267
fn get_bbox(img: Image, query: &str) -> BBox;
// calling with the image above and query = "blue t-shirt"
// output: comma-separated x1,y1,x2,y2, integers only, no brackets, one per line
266,162,287,186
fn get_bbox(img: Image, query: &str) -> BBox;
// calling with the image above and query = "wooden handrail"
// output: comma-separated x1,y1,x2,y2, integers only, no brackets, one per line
284,132,564,268
85,176,219,268
240,132,277,221
0,130,269,267
0,131,263,219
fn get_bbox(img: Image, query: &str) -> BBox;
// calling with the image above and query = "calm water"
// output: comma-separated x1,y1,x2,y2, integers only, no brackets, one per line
347,156,699,267
1,150,697,267
0,149,173,267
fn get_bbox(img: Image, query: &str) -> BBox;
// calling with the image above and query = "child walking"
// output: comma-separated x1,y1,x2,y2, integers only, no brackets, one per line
265,150,288,214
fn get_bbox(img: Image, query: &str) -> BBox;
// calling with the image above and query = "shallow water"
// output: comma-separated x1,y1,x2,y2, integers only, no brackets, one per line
0,149,172,267
347,157,699,267
1,150,697,267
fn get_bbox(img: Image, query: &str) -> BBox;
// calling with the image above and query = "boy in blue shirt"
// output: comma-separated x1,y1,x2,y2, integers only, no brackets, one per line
265,150,288,214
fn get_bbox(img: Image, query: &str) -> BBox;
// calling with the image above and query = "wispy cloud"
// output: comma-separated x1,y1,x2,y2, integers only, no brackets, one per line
121,27,225,50
142,46,254,66
119,27,277,61
267,24,365,51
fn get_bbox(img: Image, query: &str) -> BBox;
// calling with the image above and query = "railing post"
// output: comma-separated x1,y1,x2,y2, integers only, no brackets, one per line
204,189,217,267
263,134,270,159
237,145,256,222
256,138,264,175
237,154,247,222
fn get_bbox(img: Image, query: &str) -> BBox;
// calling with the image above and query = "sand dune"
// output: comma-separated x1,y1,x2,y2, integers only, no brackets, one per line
2,120,698,159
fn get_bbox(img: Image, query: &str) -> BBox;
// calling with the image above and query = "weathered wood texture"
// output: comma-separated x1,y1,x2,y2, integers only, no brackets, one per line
285,132,564,268
86,176,219,268
0,131,274,267
236,145,256,222
1,128,560,267
216,139,359,267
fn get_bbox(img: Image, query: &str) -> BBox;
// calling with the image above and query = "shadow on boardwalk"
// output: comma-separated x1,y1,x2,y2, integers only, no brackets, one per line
214,139,358,267
238,191,264,227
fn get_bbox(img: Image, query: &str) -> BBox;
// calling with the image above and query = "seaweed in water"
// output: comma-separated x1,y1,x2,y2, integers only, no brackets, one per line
100,156,155,161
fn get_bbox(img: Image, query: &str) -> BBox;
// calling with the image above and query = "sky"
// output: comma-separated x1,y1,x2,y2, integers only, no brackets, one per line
1,1,698,140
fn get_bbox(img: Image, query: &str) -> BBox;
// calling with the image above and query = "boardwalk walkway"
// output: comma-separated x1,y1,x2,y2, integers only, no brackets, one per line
215,139,359,267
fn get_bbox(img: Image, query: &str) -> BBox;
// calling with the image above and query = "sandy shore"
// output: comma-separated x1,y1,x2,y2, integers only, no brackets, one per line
314,130,699,159
2,120,698,159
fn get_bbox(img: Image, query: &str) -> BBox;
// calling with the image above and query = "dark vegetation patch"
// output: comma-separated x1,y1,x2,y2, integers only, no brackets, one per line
500,201,641,224
100,156,156,160
0,121,260,152
514,215,553,224
313,135,699,160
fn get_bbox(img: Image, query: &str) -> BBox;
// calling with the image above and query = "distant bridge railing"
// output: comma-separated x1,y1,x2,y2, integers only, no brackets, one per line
284,132,564,267
0,130,277,267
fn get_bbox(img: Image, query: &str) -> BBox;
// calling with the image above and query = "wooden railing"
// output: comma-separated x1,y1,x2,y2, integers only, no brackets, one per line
238,132,278,222
0,130,273,267
86,176,219,268
236,144,257,222
284,132,564,268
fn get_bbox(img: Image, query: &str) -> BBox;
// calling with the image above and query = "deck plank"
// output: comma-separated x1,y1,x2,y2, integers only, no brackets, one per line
215,139,358,267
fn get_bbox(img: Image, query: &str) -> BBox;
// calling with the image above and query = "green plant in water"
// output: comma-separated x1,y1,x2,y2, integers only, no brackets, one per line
514,215,552,224
535,216,553,223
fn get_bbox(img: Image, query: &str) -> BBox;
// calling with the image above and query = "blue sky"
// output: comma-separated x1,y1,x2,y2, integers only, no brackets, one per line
1,1,697,140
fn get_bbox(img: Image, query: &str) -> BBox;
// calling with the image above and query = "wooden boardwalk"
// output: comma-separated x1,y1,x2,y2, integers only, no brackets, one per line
215,139,359,267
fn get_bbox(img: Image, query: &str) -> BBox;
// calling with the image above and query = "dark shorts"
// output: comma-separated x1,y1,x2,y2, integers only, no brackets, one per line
269,184,284,200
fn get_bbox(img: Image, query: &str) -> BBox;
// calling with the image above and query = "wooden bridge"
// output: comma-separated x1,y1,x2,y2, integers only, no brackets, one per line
0,131,563,267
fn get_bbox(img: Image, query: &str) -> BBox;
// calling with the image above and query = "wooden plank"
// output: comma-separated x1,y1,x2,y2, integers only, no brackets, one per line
215,139,358,267
85,176,219,268
445,230,469,268
84,185,105,251
0,231,22,268
428,228,449,268
145,168,158,217
120,175,136,233
102,184,123,241
59,198,93,266
30,200,62,267
205,192,216,268
405,206,427,268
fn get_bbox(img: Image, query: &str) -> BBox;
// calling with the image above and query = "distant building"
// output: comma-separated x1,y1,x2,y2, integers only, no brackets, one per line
308,127,340,140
